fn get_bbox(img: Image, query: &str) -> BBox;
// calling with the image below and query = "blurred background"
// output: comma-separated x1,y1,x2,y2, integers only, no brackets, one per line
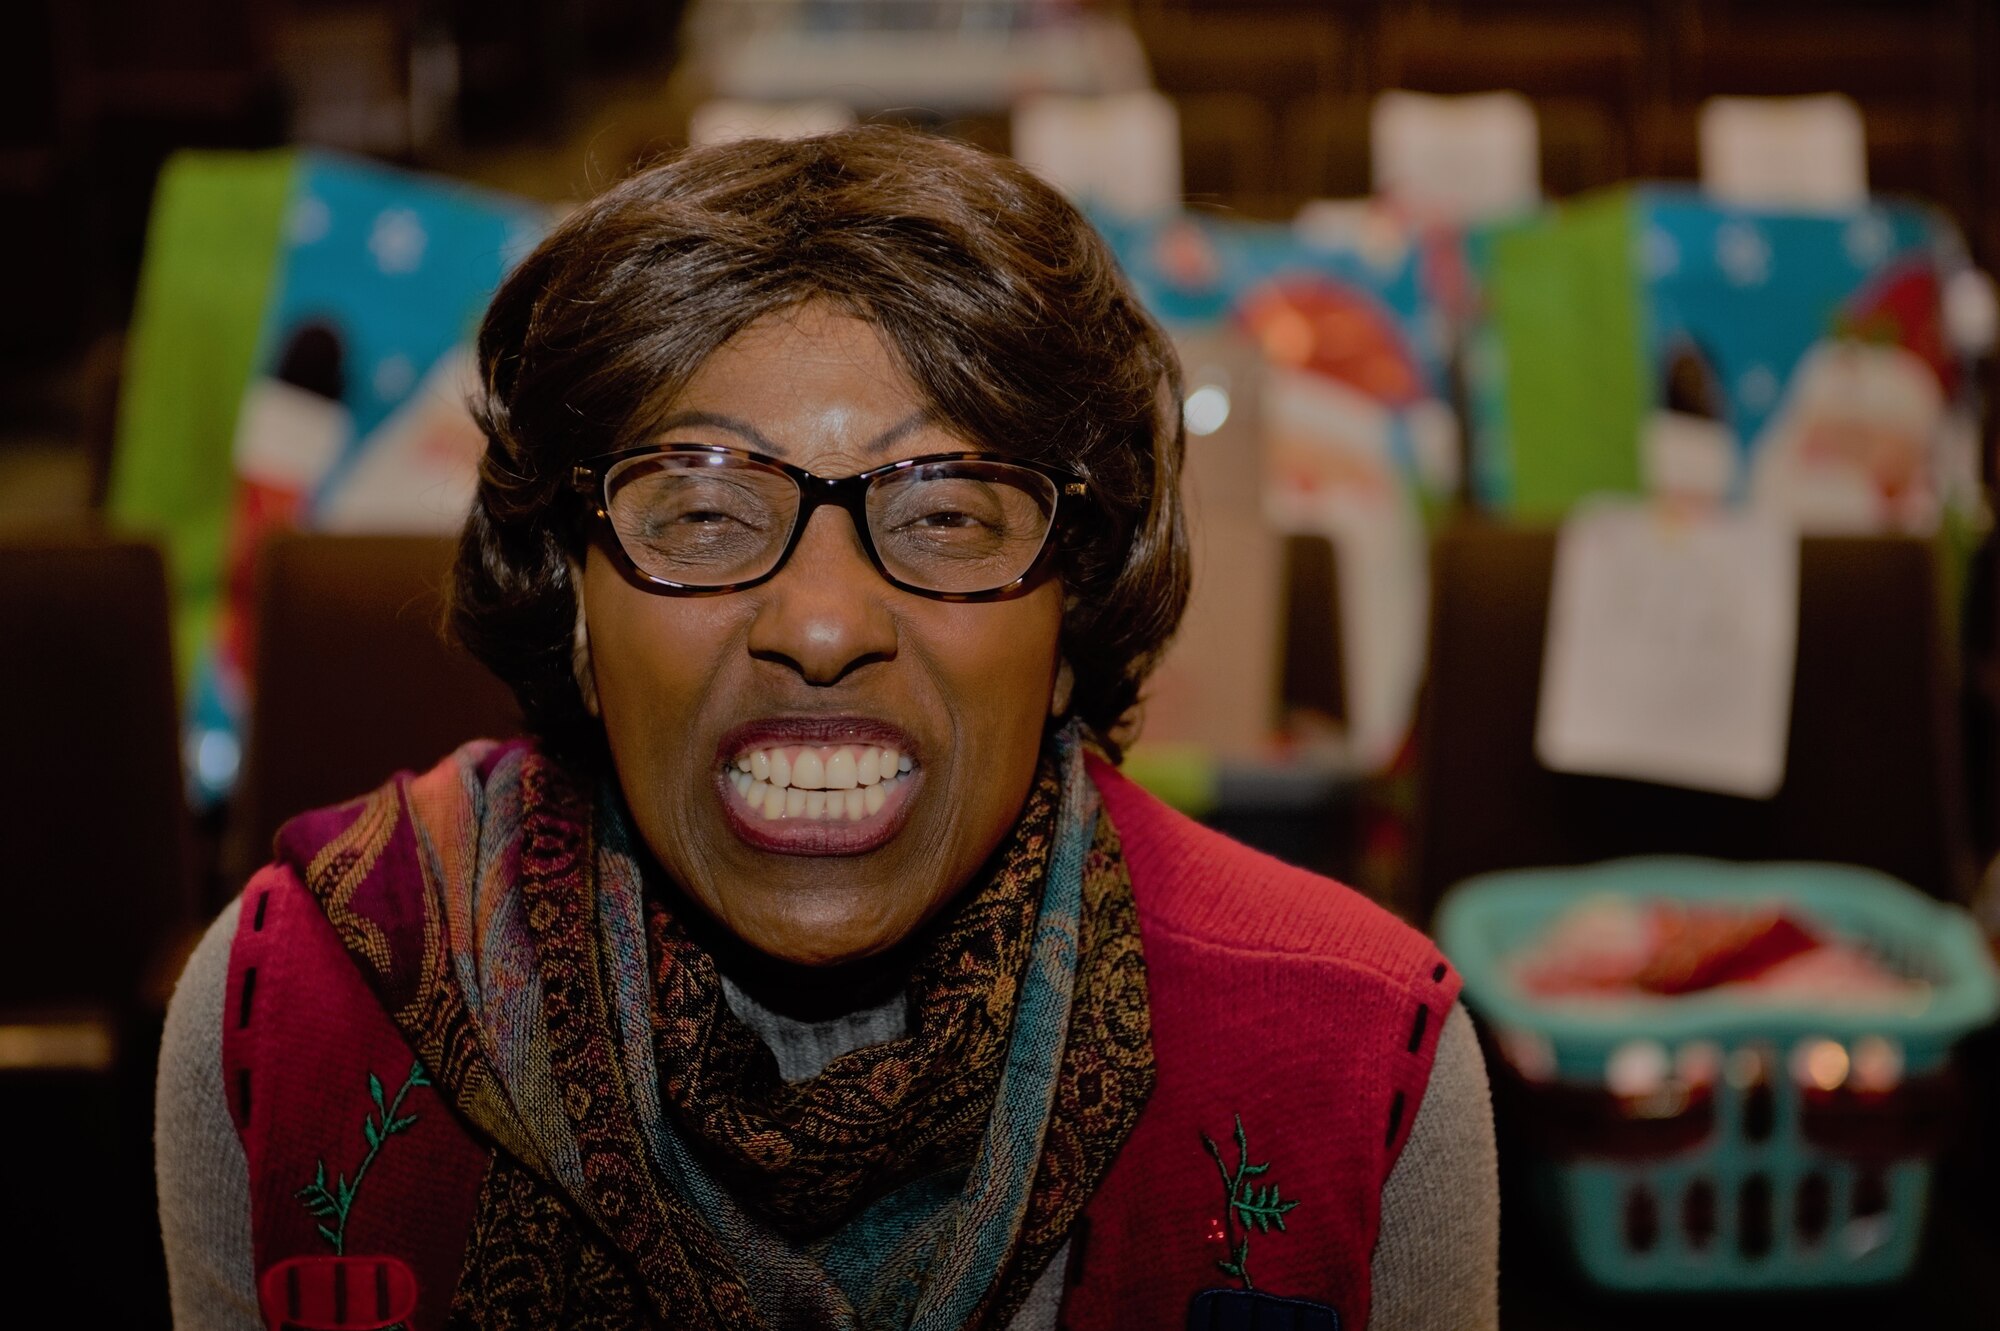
5,0,2000,1325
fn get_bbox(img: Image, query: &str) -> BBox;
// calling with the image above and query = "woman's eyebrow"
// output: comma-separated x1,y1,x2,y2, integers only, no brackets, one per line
864,410,935,454
653,410,779,452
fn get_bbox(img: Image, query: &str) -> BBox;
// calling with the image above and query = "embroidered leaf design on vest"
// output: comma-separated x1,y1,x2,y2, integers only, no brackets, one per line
1200,1113,1302,1290
294,1060,431,1255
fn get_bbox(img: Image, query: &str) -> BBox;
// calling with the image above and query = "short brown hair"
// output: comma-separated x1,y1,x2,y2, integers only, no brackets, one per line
452,126,1189,759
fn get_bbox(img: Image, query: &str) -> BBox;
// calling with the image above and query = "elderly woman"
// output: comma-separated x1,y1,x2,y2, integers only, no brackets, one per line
157,127,1496,1330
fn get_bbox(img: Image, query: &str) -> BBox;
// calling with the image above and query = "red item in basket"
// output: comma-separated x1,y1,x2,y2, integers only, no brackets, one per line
1517,899,1823,997
1636,907,1820,994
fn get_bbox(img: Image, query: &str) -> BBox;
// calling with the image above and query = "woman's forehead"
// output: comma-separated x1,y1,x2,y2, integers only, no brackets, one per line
655,307,968,469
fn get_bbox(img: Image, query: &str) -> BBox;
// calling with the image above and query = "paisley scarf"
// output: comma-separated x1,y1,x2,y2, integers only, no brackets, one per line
278,724,1154,1329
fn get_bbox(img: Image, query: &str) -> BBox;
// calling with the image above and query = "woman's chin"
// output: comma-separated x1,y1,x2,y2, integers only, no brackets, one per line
726,902,925,971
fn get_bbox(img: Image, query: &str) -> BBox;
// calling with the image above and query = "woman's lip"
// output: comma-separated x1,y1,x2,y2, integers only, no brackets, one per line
717,765,920,856
715,715,918,767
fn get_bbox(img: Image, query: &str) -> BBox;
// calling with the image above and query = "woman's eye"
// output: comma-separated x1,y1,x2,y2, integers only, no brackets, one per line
629,482,768,529
910,509,983,529
887,486,1004,531
633,507,718,532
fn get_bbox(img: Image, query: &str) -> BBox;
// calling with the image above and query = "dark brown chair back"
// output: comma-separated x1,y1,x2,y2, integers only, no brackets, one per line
0,531,189,1009
229,533,522,888
1414,525,1967,921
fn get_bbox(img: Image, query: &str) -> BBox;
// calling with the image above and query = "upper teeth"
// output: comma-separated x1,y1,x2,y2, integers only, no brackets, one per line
731,744,912,790
727,744,914,822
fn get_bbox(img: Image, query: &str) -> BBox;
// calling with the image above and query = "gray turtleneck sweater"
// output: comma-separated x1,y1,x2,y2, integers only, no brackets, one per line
157,898,1498,1328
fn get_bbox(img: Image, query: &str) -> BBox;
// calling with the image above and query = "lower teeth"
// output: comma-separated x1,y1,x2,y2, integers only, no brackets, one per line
733,772,904,821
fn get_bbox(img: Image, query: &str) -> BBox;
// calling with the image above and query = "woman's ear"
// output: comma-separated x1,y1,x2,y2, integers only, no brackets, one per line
1050,656,1074,719
569,558,601,718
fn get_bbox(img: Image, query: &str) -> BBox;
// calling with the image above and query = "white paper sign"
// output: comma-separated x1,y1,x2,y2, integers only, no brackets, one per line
1537,500,1799,798
688,99,855,148
1012,90,1182,218
1700,95,1868,211
1371,90,1539,226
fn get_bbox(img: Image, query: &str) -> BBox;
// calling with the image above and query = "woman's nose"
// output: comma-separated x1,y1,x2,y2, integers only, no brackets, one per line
745,506,899,685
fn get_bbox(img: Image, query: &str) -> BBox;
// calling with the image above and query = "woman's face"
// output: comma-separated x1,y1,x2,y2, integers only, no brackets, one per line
580,305,1067,967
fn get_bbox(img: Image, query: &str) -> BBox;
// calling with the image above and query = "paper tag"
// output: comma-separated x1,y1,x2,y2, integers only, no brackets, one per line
1700,95,1868,210
1537,500,1798,798
1012,90,1181,217
232,380,348,493
1371,90,1539,225
1642,410,1735,502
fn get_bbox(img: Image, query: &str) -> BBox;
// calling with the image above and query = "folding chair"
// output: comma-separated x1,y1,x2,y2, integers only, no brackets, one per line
0,529,192,1323
0,530,191,1018
228,532,523,889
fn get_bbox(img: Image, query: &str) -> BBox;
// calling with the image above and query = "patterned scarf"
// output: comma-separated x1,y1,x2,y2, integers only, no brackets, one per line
279,725,1153,1329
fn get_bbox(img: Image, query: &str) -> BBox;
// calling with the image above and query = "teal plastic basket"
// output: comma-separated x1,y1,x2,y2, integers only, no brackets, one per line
1436,857,2000,1292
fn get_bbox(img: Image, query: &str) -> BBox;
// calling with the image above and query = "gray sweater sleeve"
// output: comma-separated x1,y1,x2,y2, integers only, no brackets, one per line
1368,1003,1500,1330
156,909,1498,1331
155,897,263,1331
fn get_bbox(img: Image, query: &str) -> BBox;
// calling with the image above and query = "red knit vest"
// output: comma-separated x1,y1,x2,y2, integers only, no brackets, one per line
222,757,1459,1330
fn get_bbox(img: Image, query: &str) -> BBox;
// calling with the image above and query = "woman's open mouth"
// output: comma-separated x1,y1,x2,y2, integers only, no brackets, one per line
715,723,920,855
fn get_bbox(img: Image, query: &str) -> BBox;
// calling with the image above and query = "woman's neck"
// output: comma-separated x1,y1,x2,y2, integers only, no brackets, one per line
707,930,914,1023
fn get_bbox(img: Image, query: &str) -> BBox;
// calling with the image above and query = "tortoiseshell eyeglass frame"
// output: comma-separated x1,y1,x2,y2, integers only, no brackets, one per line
569,443,1088,602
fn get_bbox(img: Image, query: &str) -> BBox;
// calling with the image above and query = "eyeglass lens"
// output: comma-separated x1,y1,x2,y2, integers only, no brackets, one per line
602,453,1060,594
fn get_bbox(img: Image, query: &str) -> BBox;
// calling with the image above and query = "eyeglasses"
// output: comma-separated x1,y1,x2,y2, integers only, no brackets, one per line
570,444,1087,601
